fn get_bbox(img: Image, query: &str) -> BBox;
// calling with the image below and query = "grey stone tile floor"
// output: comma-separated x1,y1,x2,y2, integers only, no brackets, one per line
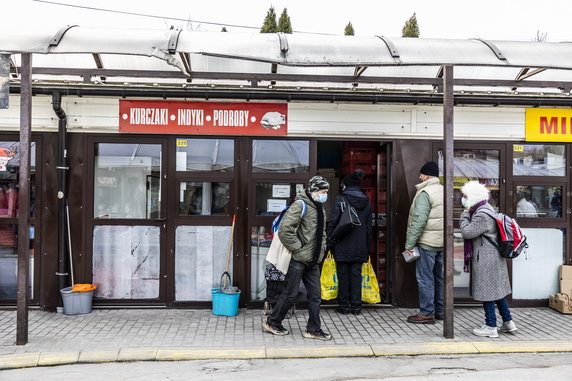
0,306,570,354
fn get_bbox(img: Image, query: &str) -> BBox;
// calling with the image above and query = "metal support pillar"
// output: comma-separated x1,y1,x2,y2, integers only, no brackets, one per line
17,53,32,345
443,65,455,339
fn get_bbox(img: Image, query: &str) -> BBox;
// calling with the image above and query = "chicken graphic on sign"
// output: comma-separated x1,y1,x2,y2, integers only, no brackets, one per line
0,147,16,171
260,112,286,130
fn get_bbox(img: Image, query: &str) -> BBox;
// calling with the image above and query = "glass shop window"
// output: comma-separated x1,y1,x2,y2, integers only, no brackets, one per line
515,185,562,218
255,182,305,216
179,182,230,215
94,143,161,219
176,138,234,172
0,142,37,218
252,140,309,173
513,144,565,176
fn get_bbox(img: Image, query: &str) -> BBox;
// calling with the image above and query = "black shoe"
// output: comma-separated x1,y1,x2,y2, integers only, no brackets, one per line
351,309,361,315
303,328,332,341
336,307,350,315
263,318,289,336
435,314,444,320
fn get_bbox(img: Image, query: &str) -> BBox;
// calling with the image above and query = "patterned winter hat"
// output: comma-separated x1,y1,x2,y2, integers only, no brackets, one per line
308,176,330,192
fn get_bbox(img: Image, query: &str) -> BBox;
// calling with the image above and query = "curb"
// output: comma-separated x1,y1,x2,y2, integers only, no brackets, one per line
1,341,572,370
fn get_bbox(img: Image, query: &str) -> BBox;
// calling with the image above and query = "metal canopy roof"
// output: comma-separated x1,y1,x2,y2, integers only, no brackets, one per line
4,25,572,101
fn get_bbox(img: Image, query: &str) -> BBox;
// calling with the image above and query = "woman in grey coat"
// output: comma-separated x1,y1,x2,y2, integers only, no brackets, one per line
459,181,518,338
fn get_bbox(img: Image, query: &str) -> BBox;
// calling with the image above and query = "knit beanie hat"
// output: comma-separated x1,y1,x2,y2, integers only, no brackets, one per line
420,161,439,177
461,180,490,209
308,176,330,192
342,169,364,187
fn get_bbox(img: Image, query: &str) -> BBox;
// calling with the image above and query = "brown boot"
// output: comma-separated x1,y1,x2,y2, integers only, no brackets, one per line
407,313,435,324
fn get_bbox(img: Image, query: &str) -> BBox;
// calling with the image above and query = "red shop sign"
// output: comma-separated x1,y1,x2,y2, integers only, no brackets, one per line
119,100,287,135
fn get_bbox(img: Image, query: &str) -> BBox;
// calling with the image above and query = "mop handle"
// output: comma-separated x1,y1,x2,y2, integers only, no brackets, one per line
224,215,236,289
65,201,75,286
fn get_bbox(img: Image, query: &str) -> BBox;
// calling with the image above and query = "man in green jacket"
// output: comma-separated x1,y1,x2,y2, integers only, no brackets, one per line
263,176,332,340
404,161,444,324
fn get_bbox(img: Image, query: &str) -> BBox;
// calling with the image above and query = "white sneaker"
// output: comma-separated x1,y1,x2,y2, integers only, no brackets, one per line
499,320,518,333
473,325,499,338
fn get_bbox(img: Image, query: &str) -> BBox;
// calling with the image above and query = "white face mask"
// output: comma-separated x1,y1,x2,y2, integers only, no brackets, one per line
461,197,468,208
317,193,328,203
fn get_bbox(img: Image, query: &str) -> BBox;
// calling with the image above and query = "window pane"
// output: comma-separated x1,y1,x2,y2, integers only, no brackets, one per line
251,226,271,301
93,225,160,299
0,142,37,218
94,143,161,219
516,185,562,218
179,182,230,215
255,182,304,215
513,228,564,299
175,225,232,301
513,144,565,176
0,224,34,300
176,139,234,172
438,149,500,219
252,140,309,173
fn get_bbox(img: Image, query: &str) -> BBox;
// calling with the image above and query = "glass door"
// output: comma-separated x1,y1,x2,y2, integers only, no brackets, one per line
169,137,236,305
437,144,504,300
88,137,166,303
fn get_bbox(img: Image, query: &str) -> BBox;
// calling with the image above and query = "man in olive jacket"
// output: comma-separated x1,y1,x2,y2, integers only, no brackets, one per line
404,161,444,324
263,176,332,341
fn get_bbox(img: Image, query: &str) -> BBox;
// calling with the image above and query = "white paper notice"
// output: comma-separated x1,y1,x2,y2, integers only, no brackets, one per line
296,184,304,194
267,199,287,213
176,152,187,171
272,184,291,198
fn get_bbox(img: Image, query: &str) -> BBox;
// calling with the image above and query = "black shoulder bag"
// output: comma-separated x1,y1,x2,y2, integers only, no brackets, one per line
330,197,362,243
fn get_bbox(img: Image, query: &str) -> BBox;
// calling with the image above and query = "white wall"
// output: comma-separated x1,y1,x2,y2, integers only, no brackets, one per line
0,94,527,140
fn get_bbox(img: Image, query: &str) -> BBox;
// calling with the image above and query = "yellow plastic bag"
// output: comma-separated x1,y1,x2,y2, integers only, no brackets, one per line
320,251,338,300
361,257,381,304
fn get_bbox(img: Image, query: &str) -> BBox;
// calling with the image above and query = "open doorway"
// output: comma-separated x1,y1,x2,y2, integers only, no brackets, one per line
317,141,390,304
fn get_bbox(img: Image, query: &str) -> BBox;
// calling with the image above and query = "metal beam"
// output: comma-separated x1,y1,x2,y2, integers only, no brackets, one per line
17,67,572,89
443,65,454,339
16,53,32,345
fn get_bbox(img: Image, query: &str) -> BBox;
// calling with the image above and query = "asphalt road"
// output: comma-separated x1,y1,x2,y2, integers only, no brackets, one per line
2,352,571,380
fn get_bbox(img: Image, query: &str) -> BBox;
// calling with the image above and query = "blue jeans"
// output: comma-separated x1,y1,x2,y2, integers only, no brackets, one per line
415,247,444,316
483,297,512,327
268,259,322,332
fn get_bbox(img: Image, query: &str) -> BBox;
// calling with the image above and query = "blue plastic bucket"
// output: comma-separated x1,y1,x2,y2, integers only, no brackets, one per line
212,271,240,316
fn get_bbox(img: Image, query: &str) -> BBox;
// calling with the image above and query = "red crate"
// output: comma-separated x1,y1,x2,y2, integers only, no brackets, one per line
343,142,377,149
342,161,376,175
361,175,375,188
362,187,375,203
378,190,387,201
343,148,376,162
376,202,387,213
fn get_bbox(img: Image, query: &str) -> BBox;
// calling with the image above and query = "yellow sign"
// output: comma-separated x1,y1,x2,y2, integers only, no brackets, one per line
513,145,524,152
176,139,188,147
526,108,572,142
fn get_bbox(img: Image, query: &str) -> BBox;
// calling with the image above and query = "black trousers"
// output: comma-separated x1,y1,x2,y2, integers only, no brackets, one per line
337,262,362,312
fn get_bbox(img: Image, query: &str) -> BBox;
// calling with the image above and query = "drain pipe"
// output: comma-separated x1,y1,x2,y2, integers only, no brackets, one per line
52,92,68,299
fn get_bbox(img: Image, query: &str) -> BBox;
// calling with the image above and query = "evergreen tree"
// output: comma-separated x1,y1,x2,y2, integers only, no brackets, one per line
221,27,228,32
344,21,355,36
260,6,278,33
402,13,420,37
278,8,293,33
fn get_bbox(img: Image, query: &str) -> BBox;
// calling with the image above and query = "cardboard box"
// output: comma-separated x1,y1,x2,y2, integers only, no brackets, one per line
549,293,572,314
560,265,572,280
559,265,572,295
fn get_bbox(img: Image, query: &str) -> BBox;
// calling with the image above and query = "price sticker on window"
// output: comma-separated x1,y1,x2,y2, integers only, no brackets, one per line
176,139,188,147
513,145,524,152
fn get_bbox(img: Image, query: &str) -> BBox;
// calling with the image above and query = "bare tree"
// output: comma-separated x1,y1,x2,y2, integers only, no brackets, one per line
534,30,548,42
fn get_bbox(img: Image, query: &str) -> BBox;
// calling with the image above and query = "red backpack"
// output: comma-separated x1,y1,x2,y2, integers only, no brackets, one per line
479,209,528,259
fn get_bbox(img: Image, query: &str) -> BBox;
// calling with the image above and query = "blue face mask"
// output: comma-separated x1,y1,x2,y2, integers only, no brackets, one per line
317,193,328,203
461,198,468,208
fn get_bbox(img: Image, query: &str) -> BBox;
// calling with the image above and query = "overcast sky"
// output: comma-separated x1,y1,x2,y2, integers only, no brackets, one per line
8,0,572,42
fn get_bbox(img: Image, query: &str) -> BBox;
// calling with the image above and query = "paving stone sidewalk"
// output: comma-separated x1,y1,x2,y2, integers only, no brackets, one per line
0,306,571,355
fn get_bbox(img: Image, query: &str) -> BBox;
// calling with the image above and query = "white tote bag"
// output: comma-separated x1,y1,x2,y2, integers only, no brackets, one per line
265,235,292,275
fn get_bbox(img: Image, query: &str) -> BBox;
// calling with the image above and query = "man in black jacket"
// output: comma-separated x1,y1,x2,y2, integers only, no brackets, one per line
327,170,373,315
